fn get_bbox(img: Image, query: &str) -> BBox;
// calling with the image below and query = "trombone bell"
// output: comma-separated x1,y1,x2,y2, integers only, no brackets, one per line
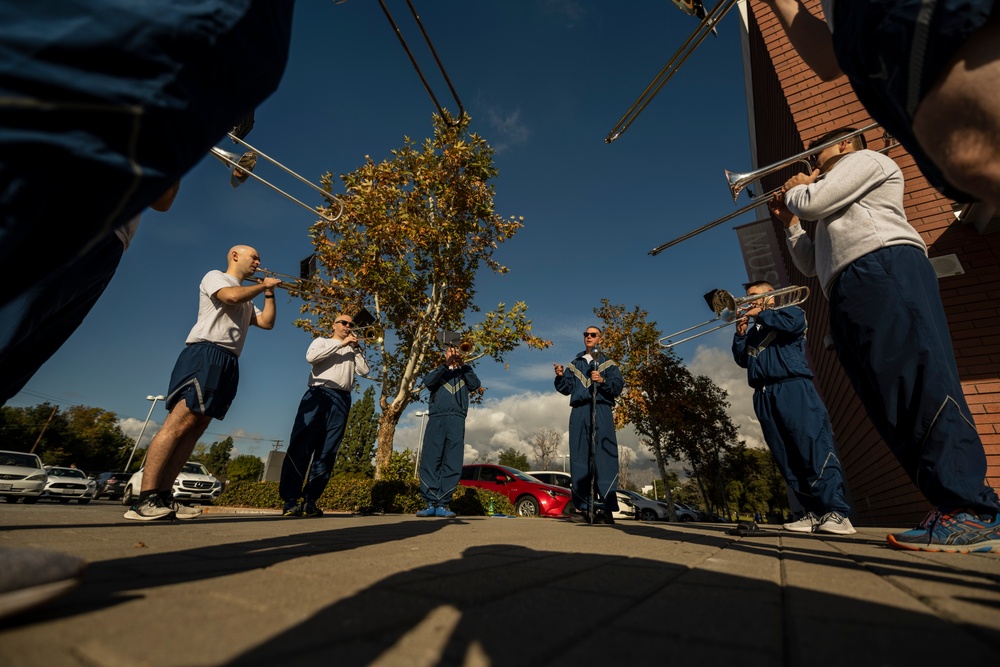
210,147,259,188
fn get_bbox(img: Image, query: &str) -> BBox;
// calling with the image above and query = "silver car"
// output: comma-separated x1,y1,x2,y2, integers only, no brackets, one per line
0,450,47,503
41,466,97,504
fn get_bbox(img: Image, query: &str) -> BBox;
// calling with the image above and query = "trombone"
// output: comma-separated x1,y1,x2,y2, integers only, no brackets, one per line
247,267,359,303
209,133,345,223
606,0,739,143
649,124,898,255
352,323,386,345
659,285,810,348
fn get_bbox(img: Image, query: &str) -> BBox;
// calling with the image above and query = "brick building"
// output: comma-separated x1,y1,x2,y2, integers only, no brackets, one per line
733,0,1000,524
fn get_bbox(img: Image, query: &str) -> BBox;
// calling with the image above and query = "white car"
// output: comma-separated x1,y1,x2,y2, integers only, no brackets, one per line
0,450,47,503
41,466,97,504
525,470,572,489
121,461,223,505
613,489,671,522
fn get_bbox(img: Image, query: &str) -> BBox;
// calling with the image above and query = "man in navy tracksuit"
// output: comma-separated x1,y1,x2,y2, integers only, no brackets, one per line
554,326,623,524
416,347,481,518
733,281,855,535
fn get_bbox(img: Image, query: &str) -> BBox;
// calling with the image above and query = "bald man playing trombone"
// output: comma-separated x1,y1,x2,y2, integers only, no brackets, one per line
124,245,280,522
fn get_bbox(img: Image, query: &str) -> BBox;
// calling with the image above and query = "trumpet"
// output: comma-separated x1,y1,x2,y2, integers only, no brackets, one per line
649,125,899,255
351,324,385,345
659,285,810,348
209,134,344,223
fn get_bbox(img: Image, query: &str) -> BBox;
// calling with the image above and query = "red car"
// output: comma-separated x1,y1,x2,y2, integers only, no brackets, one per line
460,464,572,517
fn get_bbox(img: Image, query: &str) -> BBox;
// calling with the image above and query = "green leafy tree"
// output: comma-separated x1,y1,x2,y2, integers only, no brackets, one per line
334,385,379,477
497,447,529,471
383,448,418,481
202,437,234,478
0,403,132,472
299,113,551,479
227,454,264,483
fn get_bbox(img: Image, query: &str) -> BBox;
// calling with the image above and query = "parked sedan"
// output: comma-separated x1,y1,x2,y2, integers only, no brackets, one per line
525,470,572,489
0,450,47,503
459,464,571,517
41,466,96,504
613,489,670,522
94,471,131,500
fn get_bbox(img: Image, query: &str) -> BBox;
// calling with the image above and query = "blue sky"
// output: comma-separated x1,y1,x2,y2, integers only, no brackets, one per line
10,1,769,480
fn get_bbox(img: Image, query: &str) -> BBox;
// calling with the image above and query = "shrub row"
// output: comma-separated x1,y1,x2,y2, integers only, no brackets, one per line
215,474,515,516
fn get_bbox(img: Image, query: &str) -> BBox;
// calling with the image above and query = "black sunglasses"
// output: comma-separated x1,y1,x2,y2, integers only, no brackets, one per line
583,332,599,338
335,320,353,327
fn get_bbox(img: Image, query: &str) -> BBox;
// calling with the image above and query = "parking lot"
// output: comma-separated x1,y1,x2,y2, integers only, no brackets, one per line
3,503,1000,666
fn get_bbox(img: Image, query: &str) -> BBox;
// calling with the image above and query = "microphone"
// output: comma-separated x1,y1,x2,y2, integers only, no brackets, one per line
590,346,600,371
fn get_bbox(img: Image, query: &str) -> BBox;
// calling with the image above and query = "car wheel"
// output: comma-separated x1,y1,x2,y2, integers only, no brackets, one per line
680,514,693,522
78,499,90,505
23,497,38,504
121,485,134,505
514,496,540,517
641,508,658,522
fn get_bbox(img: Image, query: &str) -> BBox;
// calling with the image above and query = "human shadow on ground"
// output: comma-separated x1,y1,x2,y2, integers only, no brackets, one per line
220,543,1000,667
6,516,456,627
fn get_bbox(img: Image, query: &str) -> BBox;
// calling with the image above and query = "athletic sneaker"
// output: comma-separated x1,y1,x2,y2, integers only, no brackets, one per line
887,510,1000,553
301,502,323,518
815,512,857,535
416,504,436,517
124,495,175,521
0,548,87,621
435,505,456,518
783,512,820,533
282,501,302,517
169,499,202,520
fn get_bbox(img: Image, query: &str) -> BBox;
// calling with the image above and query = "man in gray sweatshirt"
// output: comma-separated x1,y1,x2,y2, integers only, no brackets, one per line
770,126,1000,553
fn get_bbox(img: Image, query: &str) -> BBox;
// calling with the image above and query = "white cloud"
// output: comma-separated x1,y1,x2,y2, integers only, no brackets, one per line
482,106,531,154
117,417,159,447
686,344,767,451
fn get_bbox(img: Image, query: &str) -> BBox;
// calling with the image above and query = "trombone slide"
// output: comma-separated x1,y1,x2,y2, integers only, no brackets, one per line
659,285,810,348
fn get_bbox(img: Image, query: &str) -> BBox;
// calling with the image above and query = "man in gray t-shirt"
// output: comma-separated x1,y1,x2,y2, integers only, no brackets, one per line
124,245,280,522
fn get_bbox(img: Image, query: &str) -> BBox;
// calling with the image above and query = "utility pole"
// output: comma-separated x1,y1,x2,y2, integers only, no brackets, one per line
30,405,59,453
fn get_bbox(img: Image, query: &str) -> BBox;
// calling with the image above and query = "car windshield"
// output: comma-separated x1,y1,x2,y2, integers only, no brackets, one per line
505,468,543,483
0,453,42,468
182,462,210,475
50,468,86,478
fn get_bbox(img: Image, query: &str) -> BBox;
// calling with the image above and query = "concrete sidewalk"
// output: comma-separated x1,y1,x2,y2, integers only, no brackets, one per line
2,503,999,666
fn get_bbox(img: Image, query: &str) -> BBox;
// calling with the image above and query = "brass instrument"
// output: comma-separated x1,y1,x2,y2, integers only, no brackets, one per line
352,324,385,345
248,267,359,302
659,285,810,348
209,133,344,223
649,125,898,255
606,0,738,143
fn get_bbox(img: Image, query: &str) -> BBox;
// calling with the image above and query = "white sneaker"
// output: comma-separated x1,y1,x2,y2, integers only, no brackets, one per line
783,512,820,533
123,495,175,521
815,511,857,535
169,499,202,520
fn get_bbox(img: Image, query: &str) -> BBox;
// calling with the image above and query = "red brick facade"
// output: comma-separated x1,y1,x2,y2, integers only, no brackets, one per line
744,0,1000,524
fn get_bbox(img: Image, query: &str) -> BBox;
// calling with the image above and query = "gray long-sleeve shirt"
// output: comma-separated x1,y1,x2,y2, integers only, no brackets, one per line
783,150,926,297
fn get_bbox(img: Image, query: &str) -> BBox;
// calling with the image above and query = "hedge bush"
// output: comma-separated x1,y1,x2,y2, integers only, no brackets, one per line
215,475,515,516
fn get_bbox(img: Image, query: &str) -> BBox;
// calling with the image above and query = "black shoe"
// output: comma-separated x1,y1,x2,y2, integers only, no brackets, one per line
301,502,323,518
590,510,615,525
566,510,592,524
282,501,302,517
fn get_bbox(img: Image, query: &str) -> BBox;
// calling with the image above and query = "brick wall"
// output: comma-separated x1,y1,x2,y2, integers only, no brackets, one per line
745,0,1000,524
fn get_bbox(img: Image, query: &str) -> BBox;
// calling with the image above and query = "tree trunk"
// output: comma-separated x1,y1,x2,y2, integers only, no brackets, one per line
374,403,405,479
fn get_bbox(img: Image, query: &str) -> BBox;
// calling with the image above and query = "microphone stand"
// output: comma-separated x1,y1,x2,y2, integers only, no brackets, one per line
589,348,598,525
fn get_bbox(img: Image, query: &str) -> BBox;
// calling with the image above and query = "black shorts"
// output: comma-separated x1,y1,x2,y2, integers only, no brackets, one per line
831,0,998,200
166,342,239,420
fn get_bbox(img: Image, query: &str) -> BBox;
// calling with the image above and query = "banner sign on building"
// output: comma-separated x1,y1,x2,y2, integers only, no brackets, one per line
735,218,788,288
